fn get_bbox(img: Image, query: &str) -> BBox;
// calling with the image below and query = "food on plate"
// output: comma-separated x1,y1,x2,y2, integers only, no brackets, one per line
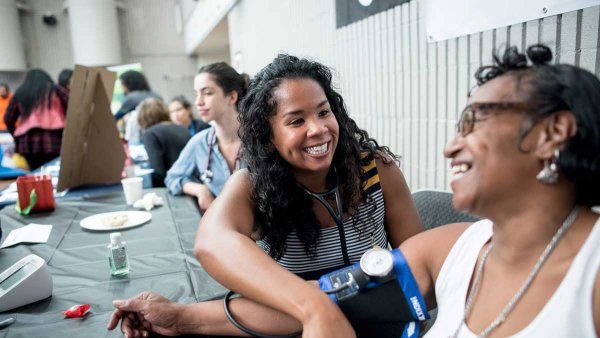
102,213,129,227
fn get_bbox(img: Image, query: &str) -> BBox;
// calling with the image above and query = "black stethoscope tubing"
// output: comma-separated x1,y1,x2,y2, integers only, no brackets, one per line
223,171,353,338
298,172,351,266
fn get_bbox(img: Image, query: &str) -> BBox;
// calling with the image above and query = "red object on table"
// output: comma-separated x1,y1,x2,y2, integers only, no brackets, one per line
16,174,55,213
63,304,91,318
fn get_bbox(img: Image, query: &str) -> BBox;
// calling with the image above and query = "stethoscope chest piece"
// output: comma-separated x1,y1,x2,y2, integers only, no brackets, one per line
201,169,213,183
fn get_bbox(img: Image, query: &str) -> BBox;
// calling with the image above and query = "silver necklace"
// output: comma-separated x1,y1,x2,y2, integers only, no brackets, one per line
451,206,580,338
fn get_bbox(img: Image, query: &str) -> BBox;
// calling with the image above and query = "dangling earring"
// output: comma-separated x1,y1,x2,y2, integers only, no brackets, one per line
536,149,560,184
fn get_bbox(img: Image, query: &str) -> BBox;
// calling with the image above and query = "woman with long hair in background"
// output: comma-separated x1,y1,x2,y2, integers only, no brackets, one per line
165,62,249,212
4,69,68,170
137,97,190,187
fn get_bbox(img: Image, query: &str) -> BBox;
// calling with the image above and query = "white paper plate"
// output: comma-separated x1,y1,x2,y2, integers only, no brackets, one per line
80,211,152,231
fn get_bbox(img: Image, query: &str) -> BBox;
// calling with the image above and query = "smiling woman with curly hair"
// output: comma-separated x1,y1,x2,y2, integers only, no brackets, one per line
195,54,422,334
239,54,408,266
108,55,422,338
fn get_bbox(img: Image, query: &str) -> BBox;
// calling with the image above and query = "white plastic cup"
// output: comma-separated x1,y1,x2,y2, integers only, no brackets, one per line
121,177,143,205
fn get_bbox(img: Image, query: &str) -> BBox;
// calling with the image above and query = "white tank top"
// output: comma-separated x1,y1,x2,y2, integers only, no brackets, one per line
425,216,600,338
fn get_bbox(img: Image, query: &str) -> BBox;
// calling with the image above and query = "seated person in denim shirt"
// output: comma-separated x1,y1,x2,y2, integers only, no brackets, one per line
165,62,249,212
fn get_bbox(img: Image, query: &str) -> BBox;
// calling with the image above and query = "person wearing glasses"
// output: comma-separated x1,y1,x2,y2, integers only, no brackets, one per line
420,44,599,337
165,63,249,212
168,95,209,137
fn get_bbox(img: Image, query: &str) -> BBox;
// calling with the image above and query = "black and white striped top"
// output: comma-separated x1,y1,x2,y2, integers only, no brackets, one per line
257,153,388,280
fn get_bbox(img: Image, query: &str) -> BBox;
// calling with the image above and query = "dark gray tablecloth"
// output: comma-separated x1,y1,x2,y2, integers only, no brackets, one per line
0,188,227,338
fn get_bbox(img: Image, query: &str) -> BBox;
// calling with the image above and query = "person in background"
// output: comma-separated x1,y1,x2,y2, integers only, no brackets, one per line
114,70,161,121
0,83,12,131
4,69,68,170
137,97,190,187
115,70,162,143
165,62,248,213
168,95,209,136
57,68,73,95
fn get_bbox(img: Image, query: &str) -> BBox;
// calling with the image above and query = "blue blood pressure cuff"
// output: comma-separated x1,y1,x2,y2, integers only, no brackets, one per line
318,248,429,334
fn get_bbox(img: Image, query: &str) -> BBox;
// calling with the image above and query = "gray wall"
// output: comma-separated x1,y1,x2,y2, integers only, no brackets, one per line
119,0,197,102
0,0,198,105
0,0,72,91
228,0,600,191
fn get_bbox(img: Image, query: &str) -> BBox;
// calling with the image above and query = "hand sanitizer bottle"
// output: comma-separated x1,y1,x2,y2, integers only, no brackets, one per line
108,232,130,276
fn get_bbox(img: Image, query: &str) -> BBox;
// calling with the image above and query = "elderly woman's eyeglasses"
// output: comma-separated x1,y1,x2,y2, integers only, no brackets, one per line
456,102,527,136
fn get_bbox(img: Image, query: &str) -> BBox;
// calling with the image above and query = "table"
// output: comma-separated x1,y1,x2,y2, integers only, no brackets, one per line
0,188,227,338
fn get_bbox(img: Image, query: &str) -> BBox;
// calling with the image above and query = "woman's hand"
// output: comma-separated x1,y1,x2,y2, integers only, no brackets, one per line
195,185,216,212
183,182,215,213
107,292,183,337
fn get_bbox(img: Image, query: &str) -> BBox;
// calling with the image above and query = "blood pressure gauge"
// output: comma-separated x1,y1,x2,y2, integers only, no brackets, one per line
360,247,394,280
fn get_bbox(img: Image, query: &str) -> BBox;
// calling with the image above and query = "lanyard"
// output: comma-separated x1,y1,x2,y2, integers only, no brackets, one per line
202,128,240,183
300,173,351,266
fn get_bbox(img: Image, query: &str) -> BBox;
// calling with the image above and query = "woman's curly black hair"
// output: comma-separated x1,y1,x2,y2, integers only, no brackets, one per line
239,54,396,259
474,44,600,206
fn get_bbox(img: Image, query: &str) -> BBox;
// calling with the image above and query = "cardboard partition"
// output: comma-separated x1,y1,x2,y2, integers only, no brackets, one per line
57,65,125,192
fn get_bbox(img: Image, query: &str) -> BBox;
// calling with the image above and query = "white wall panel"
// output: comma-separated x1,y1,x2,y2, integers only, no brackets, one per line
510,24,525,60
435,40,447,188
580,6,600,72
541,16,559,53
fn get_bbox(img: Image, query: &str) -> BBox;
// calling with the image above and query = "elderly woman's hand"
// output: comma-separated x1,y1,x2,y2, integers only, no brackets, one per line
107,291,183,337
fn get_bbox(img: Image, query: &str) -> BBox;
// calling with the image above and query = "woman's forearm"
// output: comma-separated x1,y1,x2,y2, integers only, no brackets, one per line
183,181,209,197
196,228,340,327
177,298,301,336
195,172,347,329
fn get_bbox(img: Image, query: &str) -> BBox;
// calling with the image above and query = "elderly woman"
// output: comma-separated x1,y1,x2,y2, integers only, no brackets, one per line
137,98,190,187
417,44,600,337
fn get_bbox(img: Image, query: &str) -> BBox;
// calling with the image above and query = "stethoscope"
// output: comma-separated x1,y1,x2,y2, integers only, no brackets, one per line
224,170,382,338
200,128,240,183
298,169,351,265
